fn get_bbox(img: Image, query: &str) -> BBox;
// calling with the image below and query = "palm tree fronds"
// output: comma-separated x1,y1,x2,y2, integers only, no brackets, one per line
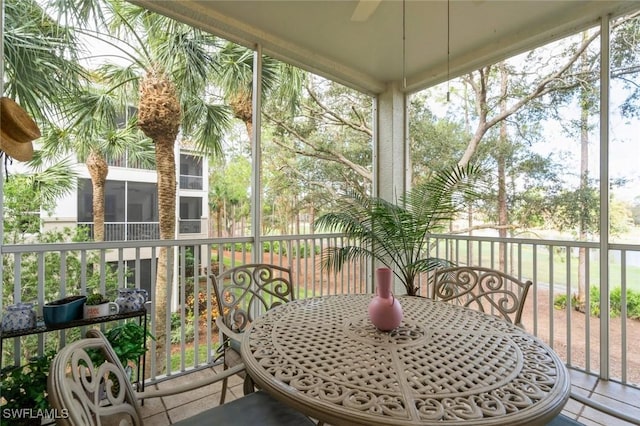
315,164,486,295
320,245,374,272
29,159,78,205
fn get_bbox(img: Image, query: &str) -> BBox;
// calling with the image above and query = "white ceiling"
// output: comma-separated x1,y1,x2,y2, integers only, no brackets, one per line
130,0,640,95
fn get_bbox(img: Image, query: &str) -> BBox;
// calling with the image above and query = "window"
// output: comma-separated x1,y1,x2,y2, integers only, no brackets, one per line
179,196,202,233
179,154,203,189
77,179,159,240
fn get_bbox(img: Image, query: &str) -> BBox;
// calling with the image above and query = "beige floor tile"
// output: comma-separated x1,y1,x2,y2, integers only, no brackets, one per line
139,393,167,418
158,368,224,410
569,369,598,391
593,379,640,405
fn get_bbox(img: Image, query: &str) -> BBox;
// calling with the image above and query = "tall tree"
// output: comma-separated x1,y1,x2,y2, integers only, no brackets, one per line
215,44,304,141
456,12,640,169
416,12,640,272
65,0,232,374
41,85,155,242
264,76,373,215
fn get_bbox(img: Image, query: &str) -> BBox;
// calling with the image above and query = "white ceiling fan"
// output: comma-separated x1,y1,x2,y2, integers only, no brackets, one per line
350,0,382,22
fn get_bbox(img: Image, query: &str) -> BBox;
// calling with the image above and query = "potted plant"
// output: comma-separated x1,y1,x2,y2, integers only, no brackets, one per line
83,293,119,319
314,164,485,296
88,321,154,382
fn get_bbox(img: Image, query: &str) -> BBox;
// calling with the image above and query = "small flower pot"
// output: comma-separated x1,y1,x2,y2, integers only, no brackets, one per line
83,302,119,319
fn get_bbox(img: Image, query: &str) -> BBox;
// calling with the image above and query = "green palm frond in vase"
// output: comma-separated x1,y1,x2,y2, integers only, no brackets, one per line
315,164,486,296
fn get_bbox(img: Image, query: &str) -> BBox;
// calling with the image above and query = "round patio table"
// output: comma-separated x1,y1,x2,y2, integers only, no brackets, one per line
241,294,570,426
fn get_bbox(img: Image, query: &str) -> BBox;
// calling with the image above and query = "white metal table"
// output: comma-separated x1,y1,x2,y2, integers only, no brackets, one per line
241,294,570,426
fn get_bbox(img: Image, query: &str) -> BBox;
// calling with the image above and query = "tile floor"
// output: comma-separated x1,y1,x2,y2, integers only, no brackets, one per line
562,369,640,426
139,366,640,425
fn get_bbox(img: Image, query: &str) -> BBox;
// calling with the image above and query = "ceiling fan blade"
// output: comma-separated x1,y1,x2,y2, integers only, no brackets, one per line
351,0,382,22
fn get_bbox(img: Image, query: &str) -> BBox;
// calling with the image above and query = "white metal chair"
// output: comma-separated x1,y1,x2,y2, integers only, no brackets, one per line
432,266,532,328
211,263,295,404
47,329,315,426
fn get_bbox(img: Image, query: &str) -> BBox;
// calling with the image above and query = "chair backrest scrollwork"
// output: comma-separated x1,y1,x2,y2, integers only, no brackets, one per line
211,263,294,334
432,266,532,328
47,329,143,426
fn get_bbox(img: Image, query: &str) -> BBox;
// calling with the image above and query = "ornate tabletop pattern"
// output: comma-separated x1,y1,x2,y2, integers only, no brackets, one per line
242,295,570,426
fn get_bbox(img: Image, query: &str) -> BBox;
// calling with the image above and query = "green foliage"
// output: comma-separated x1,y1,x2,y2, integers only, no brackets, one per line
553,294,569,310
2,225,121,309
291,243,320,258
610,287,640,319
85,293,108,305
222,242,252,252
551,182,600,237
553,286,640,320
315,164,486,296
631,197,640,225
0,351,56,420
170,342,216,372
103,322,155,369
181,246,196,278
2,175,53,241
170,312,196,344
588,285,601,317
263,240,284,254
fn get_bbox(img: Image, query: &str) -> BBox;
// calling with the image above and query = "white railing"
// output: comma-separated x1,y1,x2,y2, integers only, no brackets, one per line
425,233,640,389
1,233,638,391
78,222,160,241
0,234,367,384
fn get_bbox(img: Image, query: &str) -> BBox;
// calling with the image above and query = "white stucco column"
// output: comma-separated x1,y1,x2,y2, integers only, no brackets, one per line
375,81,408,202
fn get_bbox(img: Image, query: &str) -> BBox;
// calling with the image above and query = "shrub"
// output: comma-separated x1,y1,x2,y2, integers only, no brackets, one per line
0,351,56,423
171,311,196,344
564,286,640,320
561,286,640,320
553,294,568,310
292,243,320,258
610,287,640,319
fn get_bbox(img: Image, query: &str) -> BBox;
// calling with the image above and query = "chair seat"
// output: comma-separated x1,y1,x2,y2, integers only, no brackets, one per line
173,390,316,426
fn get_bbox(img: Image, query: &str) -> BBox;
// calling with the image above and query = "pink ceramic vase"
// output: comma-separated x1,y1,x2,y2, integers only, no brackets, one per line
368,267,403,331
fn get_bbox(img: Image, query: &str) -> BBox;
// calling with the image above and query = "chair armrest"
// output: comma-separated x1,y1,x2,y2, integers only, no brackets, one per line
136,363,246,400
216,316,244,342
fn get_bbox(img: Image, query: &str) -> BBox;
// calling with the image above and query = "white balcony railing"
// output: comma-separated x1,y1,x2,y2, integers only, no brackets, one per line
78,222,160,241
1,233,638,391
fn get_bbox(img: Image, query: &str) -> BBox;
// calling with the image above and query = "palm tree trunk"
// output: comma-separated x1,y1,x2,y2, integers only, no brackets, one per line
86,151,108,242
153,137,176,374
138,71,181,376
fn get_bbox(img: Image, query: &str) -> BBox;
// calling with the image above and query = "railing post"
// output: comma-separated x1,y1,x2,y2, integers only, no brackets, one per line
599,14,611,381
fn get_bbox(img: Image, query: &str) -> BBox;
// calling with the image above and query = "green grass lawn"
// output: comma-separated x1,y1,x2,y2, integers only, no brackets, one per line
436,239,640,292
170,341,219,371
